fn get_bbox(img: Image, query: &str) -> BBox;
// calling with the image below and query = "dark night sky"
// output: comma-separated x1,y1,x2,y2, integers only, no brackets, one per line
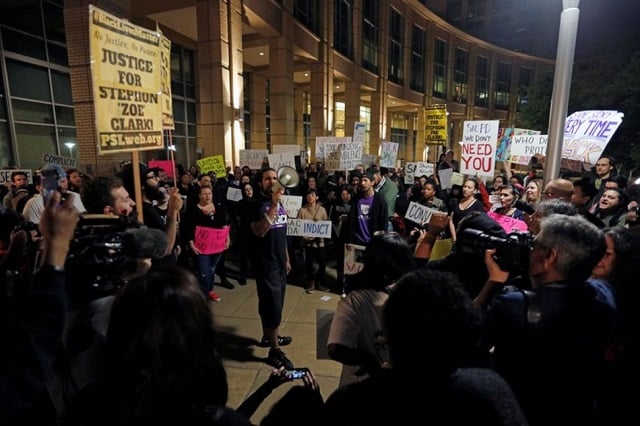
572,0,640,59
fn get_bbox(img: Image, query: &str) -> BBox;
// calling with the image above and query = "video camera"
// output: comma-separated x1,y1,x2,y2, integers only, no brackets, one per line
457,228,533,278
65,214,167,305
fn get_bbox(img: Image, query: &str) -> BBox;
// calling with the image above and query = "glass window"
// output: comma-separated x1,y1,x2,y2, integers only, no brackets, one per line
55,106,75,126
15,123,56,170
1,28,46,60
0,122,11,167
410,25,425,93
495,62,511,110
51,71,72,105
294,0,320,35
453,48,468,103
43,1,66,43
47,42,68,66
58,127,77,157
475,55,489,107
362,0,379,73
12,99,53,124
432,39,447,98
6,60,51,102
388,8,404,85
0,0,43,35
172,99,185,122
334,0,352,58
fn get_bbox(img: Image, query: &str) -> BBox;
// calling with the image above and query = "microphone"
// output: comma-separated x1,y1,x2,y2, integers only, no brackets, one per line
122,227,168,259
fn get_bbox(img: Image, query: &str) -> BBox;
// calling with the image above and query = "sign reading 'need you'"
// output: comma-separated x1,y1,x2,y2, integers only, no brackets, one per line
89,5,164,154
460,120,499,177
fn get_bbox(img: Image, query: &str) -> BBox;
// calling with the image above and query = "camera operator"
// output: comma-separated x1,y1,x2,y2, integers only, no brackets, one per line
1,191,79,423
476,214,616,426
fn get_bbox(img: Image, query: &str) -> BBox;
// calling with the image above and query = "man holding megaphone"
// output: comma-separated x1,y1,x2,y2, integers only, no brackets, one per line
247,167,295,370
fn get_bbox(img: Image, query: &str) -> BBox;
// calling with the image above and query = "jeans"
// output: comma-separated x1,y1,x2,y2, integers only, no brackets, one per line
195,252,223,295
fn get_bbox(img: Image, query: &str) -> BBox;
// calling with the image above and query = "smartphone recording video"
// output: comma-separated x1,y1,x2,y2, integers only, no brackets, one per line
286,367,309,380
41,168,60,205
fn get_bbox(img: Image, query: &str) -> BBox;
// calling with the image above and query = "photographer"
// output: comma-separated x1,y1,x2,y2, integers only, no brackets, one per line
1,191,79,423
477,214,616,426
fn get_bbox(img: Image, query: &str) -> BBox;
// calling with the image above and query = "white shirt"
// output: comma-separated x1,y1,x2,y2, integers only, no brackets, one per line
24,191,86,223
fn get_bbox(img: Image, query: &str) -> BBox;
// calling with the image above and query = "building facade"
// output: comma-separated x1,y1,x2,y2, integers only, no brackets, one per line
0,0,554,175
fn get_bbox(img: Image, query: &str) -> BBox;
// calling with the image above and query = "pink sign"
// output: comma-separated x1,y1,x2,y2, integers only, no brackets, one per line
488,211,528,233
148,160,175,178
194,225,230,255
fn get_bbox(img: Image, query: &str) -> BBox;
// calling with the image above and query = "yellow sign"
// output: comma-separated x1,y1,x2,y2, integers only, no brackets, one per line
424,106,448,145
159,30,174,130
197,155,227,177
89,5,164,154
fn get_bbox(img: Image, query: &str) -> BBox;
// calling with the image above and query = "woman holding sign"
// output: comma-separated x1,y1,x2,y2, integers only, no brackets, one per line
448,177,487,242
186,184,230,302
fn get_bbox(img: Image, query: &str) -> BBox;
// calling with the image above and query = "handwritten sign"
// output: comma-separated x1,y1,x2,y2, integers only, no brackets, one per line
197,155,226,177
510,134,547,164
239,149,268,170
272,144,302,154
159,32,174,130
404,201,440,225
416,162,434,178
344,243,366,275
562,110,623,165
438,168,453,190
194,225,230,255
281,195,302,218
461,120,499,177
226,186,242,202
361,153,377,167
488,211,528,233
42,153,76,169
0,169,33,185
405,162,417,184
268,152,296,170
379,141,399,168
450,171,464,186
89,5,164,154
286,218,332,238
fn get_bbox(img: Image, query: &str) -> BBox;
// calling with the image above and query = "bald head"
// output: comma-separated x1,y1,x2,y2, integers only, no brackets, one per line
543,178,574,202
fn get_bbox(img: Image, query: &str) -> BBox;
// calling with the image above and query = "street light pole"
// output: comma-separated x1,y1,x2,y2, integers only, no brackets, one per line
64,142,76,158
544,0,580,183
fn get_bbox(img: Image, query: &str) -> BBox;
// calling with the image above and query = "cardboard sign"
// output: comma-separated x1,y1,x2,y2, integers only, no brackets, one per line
281,195,302,218
461,120,499,177
561,110,623,165
0,169,33,185
404,201,439,225
226,186,242,202
42,153,76,169
286,218,332,238
488,211,528,233
267,152,296,170
379,141,399,168
239,149,268,170
197,155,226,177
194,225,230,255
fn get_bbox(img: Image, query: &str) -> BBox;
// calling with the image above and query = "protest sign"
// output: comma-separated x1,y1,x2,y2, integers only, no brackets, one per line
193,225,230,255
42,153,76,169
488,211,528,233
239,149,268,170
286,218,332,238
281,195,302,218
404,201,440,225
510,134,547,166
89,5,164,154
226,186,242,202
159,32,174,130
148,160,174,178
438,168,453,190
197,155,226,177
460,120,499,177
424,105,448,144
379,141,399,168
561,110,623,166
405,162,417,184
0,169,33,185
361,154,377,167
268,152,296,170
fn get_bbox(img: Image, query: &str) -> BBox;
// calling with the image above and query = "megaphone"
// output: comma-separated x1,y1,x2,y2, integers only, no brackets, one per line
273,165,299,192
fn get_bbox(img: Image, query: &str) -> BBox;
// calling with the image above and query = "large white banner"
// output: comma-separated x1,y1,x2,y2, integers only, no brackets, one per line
561,110,623,166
